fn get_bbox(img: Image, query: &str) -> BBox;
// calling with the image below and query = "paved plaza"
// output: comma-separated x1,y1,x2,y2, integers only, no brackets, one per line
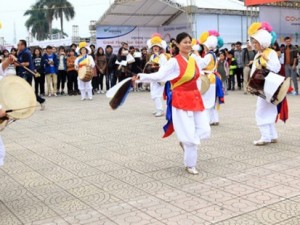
1,90,300,225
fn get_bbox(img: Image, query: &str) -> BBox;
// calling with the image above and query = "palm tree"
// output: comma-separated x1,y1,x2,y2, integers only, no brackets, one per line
35,0,57,39
53,0,75,35
51,28,69,39
36,0,75,39
24,0,75,40
24,4,49,40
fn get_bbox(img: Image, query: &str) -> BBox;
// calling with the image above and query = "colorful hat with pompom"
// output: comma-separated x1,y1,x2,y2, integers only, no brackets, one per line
147,33,167,50
199,30,224,50
191,38,201,51
76,41,91,55
248,22,276,48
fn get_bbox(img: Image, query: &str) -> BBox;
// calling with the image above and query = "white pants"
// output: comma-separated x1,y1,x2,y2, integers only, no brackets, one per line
0,135,5,166
151,82,164,112
258,124,278,142
153,97,163,112
256,97,278,141
207,108,219,124
172,107,211,167
78,79,92,99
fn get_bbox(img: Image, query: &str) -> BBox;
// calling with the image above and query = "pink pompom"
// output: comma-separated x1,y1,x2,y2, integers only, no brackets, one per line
208,30,220,37
152,33,162,38
261,22,272,32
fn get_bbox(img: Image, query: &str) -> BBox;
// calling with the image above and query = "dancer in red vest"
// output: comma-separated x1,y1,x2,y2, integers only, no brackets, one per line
135,32,211,175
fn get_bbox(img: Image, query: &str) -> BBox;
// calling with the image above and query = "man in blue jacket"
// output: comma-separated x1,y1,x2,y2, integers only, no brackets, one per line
16,39,45,109
42,45,58,96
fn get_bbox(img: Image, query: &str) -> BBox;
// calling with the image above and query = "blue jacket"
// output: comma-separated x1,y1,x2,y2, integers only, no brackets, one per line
17,48,33,76
42,53,58,74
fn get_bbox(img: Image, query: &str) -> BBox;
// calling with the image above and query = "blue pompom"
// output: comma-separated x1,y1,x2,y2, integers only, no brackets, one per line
270,31,277,45
217,37,224,48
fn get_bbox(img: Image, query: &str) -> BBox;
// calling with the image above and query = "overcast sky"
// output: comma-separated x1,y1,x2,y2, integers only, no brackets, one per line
0,0,112,44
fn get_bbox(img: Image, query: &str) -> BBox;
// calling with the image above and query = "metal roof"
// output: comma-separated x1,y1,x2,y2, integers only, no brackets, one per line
97,0,183,26
177,0,247,11
97,0,250,26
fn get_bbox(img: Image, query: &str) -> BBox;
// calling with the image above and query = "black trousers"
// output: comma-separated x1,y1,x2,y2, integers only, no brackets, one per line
92,74,100,90
33,73,45,95
236,67,243,89
21,73,45,104
67,70,78,93
57,70,67,92
228,76,235,90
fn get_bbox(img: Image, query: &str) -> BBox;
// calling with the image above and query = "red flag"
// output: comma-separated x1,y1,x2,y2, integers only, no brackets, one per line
245,0,285,6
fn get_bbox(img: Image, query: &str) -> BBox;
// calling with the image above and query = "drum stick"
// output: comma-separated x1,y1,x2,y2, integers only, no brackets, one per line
6,105,39,113
14,61,39,77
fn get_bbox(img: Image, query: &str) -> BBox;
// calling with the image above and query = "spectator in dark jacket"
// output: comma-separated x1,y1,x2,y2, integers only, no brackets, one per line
105,45,117,87
57,46,67,95
284,36,299,95
17,39,45,108
33,48,45,96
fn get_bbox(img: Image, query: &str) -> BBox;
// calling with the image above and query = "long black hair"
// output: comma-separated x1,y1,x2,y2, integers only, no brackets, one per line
33,48,42,58
96,47,105,57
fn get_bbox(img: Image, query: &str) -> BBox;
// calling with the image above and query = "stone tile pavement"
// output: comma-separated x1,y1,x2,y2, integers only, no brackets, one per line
0,90,300,225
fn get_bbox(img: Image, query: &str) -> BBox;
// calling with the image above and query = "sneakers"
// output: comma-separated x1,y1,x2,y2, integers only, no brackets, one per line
88,97,93,101
292,91,298,96
81,98,86,101
100,90,105,94
186,167,199,175
154,111,164,117
210,122,219,126
253,139,269,146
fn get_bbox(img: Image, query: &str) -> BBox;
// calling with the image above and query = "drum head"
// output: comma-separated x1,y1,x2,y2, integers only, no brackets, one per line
78,67,87,80
0,76,36,119
273,77,290,105
200,75,210,94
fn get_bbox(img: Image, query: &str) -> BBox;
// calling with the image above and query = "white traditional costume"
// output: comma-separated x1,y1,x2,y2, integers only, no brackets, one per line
146,34,168,117
0,63,7,166
75,42,95,100
198,31,224,125
248,22,281,145
139,52,210,174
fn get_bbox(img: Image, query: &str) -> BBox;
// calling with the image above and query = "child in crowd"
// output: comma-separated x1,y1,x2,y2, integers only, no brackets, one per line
227,50,237,91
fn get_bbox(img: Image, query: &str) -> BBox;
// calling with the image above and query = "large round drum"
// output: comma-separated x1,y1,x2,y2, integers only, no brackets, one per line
0,76,36,119
78,66,93,82
200,75,210,94
247,69,290,105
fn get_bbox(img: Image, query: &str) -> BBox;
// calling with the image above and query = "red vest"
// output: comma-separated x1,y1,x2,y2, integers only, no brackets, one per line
170,55,205,111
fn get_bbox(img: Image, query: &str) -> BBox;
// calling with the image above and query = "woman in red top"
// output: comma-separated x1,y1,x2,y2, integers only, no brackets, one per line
136,32,210,174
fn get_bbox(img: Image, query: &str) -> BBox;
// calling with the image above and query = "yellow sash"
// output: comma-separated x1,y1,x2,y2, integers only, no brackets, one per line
78,55,90,67
255,48,272,68
172,56,195,90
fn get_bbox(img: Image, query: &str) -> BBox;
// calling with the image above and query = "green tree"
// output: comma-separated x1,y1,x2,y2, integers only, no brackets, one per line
53,0,75,35
36,0,75,39
24,4,49,41
51,28,69,38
